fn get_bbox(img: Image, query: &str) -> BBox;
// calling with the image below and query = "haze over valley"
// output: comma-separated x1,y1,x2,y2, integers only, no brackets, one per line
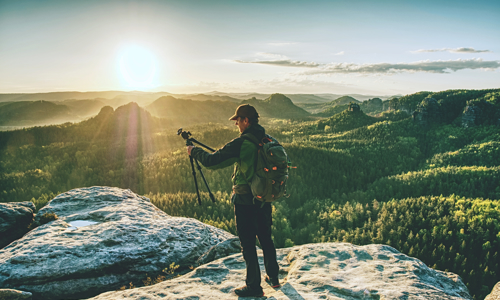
0,91,399,129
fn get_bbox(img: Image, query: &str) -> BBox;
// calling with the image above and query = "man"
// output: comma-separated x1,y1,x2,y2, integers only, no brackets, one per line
187,104,280,297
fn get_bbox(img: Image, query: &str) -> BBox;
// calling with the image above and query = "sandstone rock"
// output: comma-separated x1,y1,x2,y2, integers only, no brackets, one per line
0,289,32,300
462,100,498,128
0,202,35,249
348,102,360,112
196,237,241,266
413,97,441,126
0,187,235,300
89,242,471,300
485,282,500,300
462,105,482,128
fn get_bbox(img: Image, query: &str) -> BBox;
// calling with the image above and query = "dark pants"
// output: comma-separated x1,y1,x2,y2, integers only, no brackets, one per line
234,202,279,290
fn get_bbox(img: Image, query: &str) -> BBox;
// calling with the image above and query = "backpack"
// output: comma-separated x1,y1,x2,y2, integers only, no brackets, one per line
242,133,291,204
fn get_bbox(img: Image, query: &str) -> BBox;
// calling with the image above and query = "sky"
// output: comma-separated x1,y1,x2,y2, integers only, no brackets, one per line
0,0,499,95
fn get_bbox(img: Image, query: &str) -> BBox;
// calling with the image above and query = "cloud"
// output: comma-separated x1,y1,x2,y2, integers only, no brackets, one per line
234,53,321,67
413,47,491,53
303,59,500,74
332,51,345,56
323,59,500,74
235,54,500,74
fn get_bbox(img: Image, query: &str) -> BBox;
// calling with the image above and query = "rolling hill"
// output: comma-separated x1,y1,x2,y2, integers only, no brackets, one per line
148,94,311,124
241,93,311,119
0,101,78,126
298,96,361,114
0,91,175,107
146,96,238,125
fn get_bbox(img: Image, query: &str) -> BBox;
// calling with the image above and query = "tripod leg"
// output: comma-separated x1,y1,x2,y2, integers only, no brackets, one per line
194,159,216,203
190,156,202,205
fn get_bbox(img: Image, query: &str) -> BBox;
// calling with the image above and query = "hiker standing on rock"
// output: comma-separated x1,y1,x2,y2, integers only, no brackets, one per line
187,104,280,297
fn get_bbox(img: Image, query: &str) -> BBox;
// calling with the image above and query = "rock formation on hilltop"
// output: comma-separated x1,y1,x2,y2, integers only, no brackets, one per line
89,243,471,300
0,187,237,300
348,102,360,112
0,202,35,249
412,97,441,126
462,99,499,128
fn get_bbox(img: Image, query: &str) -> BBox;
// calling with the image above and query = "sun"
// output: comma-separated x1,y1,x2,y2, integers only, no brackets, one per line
119,46,157,89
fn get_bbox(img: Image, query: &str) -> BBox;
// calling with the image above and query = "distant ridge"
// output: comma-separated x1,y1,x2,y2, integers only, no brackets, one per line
242,93,311,119
0,100,77,126
0,91,396,105
0,91,175,107
0,91,397,128
177,94,241,103
146,96,238,125
297,95,361,115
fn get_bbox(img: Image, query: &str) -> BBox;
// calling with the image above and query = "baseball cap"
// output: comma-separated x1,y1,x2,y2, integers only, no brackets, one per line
229,104,258,121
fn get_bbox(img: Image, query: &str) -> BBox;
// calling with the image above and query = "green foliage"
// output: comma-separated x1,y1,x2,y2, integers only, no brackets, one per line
428,141,500,168
378,110,410,122
389,91,432,112
31,192,59,212
317,110,379,132
121,262,181,290
389,89,500,125
312,96,386,117
316,103,350,117
36,212,58,226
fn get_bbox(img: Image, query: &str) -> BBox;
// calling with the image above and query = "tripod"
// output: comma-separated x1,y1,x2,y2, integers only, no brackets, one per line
177,128,216,205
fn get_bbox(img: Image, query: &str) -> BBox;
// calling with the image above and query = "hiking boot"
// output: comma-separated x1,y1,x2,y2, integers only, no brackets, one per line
265,275,280,288
234,285,264,297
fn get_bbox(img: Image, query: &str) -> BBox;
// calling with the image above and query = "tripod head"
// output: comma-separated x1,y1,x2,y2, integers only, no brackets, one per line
177,128,191,140
177,128,194,146
177,128,215,152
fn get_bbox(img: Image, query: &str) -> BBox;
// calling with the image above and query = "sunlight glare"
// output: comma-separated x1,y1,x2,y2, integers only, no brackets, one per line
119,45,157,89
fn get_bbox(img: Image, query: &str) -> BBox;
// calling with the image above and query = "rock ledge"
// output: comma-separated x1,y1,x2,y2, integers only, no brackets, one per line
0,187,235,300
90,242,471,300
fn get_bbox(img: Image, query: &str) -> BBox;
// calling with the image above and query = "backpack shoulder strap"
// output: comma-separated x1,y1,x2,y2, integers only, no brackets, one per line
241,133,261,146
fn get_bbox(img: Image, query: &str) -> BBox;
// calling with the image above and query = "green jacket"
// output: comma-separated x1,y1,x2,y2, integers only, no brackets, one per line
190,123,266,205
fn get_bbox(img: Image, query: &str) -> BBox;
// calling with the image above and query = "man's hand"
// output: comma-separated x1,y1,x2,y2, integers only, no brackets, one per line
187,146,195,156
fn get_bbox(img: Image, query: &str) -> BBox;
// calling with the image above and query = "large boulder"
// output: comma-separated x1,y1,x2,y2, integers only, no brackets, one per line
89,242,471,300
0,202,35,248
485,282,500,300
196,237,241,266
0,187,235,300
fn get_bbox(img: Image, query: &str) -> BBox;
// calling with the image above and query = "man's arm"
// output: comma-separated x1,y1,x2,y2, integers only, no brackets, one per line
189,138,243,170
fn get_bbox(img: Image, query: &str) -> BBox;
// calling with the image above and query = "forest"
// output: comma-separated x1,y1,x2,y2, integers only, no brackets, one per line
1,88,499,299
